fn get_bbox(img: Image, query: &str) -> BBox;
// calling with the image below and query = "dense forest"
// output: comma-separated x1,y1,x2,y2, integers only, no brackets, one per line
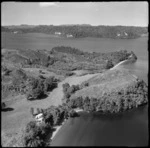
1,25,148,39
62,79,148,113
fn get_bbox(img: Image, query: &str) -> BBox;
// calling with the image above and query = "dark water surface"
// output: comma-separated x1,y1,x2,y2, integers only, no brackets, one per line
51,106,148,146
1,32,148,146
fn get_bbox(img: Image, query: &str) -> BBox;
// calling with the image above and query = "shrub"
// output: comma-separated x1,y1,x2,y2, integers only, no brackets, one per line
68,98,77,108
23,121,51,147
75,96,83,108
65,72,74,77
24,133,45,147
68,109,78,117
62,83,70,93
1,102,6,110
26,86,45,100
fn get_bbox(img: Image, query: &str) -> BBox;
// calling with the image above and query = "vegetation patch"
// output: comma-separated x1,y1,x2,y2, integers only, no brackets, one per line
2,25,147,39
62,69,148,113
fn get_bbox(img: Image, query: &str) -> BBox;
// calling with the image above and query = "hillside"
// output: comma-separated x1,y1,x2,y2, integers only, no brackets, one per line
2,25,148,39
2,47,135,74
66,68,148,113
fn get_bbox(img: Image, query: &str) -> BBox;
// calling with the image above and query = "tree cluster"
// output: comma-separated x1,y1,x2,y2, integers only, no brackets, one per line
62,79,148,113
51,46,84,55
3,25,148,39
62,83,81,100
23,121,51,147
50,46,135,72
26,76,57,100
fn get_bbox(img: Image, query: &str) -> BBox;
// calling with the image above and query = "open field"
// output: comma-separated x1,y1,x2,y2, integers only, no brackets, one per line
1,72,98,147
71,68,139,99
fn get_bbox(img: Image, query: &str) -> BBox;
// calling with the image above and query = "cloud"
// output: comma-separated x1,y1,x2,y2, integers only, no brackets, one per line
39,2,57,7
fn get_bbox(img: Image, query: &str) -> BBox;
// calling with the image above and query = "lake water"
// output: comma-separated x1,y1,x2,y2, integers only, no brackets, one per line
1,32,148,146
51,106,148,146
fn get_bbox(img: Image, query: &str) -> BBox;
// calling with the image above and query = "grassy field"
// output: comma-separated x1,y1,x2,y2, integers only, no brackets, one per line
71,68,138,99
1,71,98,147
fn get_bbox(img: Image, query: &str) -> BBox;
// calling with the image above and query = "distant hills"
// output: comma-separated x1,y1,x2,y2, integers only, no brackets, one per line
1,25,148,39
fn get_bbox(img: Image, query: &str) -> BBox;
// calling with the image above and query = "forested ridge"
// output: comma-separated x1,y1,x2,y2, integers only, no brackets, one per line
1,25,148,39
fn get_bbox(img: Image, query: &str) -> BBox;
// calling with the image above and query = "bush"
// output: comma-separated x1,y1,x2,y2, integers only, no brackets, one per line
62,83,70,93
43,76,57,92
75,96,83,108
1,102,6,110
68,109,78,117
65,72,74,77
23,121,51,147
26,76,57,100
68,98,77,108
26,86,45,100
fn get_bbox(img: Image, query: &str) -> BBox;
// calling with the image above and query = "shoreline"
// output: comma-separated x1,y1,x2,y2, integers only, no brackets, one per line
110,59,128,70
50,108,84,140
49,57,136,141
50,119,67,140
110,56,136,70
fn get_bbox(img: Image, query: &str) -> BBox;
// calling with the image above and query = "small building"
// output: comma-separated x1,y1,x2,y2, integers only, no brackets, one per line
35,113,44,123
117,33,121,37
13,31,18,34
66,34,73,38
55,32,61,35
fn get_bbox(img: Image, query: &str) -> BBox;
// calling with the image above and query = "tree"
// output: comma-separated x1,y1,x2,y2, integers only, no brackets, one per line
1,102,6,110
26,86,45,100
68,98,76,108
44,112,54,126
84,96,90,105
24,132,45,147
62,83,70,93
105,60,114,69
90,97,98,111
68,109,78,117
23,120,51,147
75,96,83,108
44,77,57,92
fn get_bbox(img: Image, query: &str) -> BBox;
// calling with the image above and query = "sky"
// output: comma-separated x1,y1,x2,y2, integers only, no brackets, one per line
1,2,148,26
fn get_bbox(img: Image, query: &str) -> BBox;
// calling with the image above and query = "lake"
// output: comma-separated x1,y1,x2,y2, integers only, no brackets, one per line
1,32,148,146
51,106,148,146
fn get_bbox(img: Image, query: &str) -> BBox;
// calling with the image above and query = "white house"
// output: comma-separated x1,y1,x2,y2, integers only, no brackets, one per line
55,32,61,35
35,113,44,123
13,31,18,34
117,33,121,37
66,34,73,38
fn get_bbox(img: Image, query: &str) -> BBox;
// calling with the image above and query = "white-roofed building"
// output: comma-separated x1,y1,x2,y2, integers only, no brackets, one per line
55,32,61,35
